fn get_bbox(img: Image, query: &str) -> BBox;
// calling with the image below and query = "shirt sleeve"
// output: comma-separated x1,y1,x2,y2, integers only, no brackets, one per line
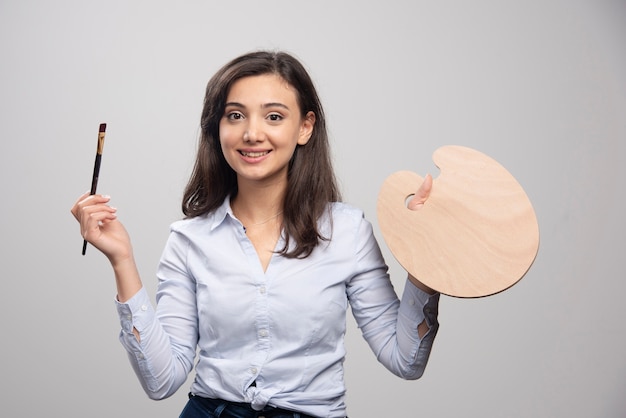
395,280,440,378
114,228,198,400
347,216,440,380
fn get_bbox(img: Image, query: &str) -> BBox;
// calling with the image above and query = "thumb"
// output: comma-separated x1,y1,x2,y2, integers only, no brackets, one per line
407,173,432,211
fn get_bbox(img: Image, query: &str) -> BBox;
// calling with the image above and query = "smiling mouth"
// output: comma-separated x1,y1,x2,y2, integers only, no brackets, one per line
240,150,270,157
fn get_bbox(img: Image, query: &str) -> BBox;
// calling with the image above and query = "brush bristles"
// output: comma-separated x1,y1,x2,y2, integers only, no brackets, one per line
99,123,107,132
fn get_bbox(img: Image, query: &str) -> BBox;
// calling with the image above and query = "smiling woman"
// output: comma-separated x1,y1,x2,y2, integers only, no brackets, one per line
183,52,341,261
71,50,438,418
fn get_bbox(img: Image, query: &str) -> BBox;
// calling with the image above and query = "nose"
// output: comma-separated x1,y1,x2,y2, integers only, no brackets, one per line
243,118,265,142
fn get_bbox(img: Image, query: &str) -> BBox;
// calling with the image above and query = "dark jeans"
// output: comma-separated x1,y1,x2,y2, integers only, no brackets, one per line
179,394,321,418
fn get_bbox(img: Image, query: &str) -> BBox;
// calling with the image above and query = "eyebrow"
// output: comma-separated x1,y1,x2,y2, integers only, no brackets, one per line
224,101,290,110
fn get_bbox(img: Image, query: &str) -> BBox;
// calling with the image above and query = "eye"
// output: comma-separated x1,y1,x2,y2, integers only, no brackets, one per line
267,113,283,122
226,111,244,121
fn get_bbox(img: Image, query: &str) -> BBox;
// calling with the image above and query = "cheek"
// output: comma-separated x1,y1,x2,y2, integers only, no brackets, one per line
218,128,238,168
218,123,239,149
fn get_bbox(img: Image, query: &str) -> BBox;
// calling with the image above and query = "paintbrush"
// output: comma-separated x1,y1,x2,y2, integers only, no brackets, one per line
82,123,107,255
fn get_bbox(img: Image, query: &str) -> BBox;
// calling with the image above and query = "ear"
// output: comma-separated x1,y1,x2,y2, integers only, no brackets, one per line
297,111,316,145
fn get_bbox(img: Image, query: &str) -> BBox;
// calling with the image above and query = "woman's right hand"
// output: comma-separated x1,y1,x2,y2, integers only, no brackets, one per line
71,193,133,264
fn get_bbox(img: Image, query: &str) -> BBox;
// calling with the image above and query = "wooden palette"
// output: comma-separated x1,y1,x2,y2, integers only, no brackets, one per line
377,145,539,298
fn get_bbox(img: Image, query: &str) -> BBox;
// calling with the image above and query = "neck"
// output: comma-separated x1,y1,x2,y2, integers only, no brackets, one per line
232,181,285,226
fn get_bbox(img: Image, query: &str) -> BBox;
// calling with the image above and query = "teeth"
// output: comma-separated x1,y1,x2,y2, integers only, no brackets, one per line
241,151,269,157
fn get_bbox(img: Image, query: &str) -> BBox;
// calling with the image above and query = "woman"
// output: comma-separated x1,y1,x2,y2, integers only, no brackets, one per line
72,50,439,418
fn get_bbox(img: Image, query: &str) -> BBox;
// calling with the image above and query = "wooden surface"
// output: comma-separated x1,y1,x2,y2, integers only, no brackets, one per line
377,145,539,298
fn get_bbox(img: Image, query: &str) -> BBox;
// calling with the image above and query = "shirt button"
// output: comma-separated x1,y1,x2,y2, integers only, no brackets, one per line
141,305,148,311
259,286,266,294
259,329,268,337
251,367,258,374
409,298,416,306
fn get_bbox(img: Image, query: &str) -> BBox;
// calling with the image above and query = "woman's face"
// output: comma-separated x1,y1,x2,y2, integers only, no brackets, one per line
219,74,315,187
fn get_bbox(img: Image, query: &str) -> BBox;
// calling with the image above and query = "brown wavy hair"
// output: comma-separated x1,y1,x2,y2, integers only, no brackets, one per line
182,50,341,258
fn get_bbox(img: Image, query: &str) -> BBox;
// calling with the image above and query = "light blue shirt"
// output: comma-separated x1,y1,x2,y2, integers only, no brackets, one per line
116,199,439,418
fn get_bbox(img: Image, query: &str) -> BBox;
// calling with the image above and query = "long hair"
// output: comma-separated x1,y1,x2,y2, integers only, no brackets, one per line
182,51,341,258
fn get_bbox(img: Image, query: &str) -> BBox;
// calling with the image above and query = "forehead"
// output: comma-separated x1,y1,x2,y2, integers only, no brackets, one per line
226,74,299,105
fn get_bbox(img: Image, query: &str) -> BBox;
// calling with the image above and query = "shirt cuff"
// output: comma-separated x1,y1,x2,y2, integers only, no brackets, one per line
114,287,155,335
400,279,440,330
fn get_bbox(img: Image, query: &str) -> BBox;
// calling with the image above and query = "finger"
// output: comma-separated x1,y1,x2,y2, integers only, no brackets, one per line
79,193,111,207
71,192,91,218
407,174,432,211
78,201,117,227
81,208,118,239
72,194,112,220
80,203,117,224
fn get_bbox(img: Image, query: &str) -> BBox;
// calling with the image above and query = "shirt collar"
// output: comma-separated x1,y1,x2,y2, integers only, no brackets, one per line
209,196,237,231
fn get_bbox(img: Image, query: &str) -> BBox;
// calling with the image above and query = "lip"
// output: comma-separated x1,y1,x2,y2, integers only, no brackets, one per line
238,149,271,163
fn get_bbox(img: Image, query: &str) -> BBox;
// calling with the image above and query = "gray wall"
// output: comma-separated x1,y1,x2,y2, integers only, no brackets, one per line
1,1,624,417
